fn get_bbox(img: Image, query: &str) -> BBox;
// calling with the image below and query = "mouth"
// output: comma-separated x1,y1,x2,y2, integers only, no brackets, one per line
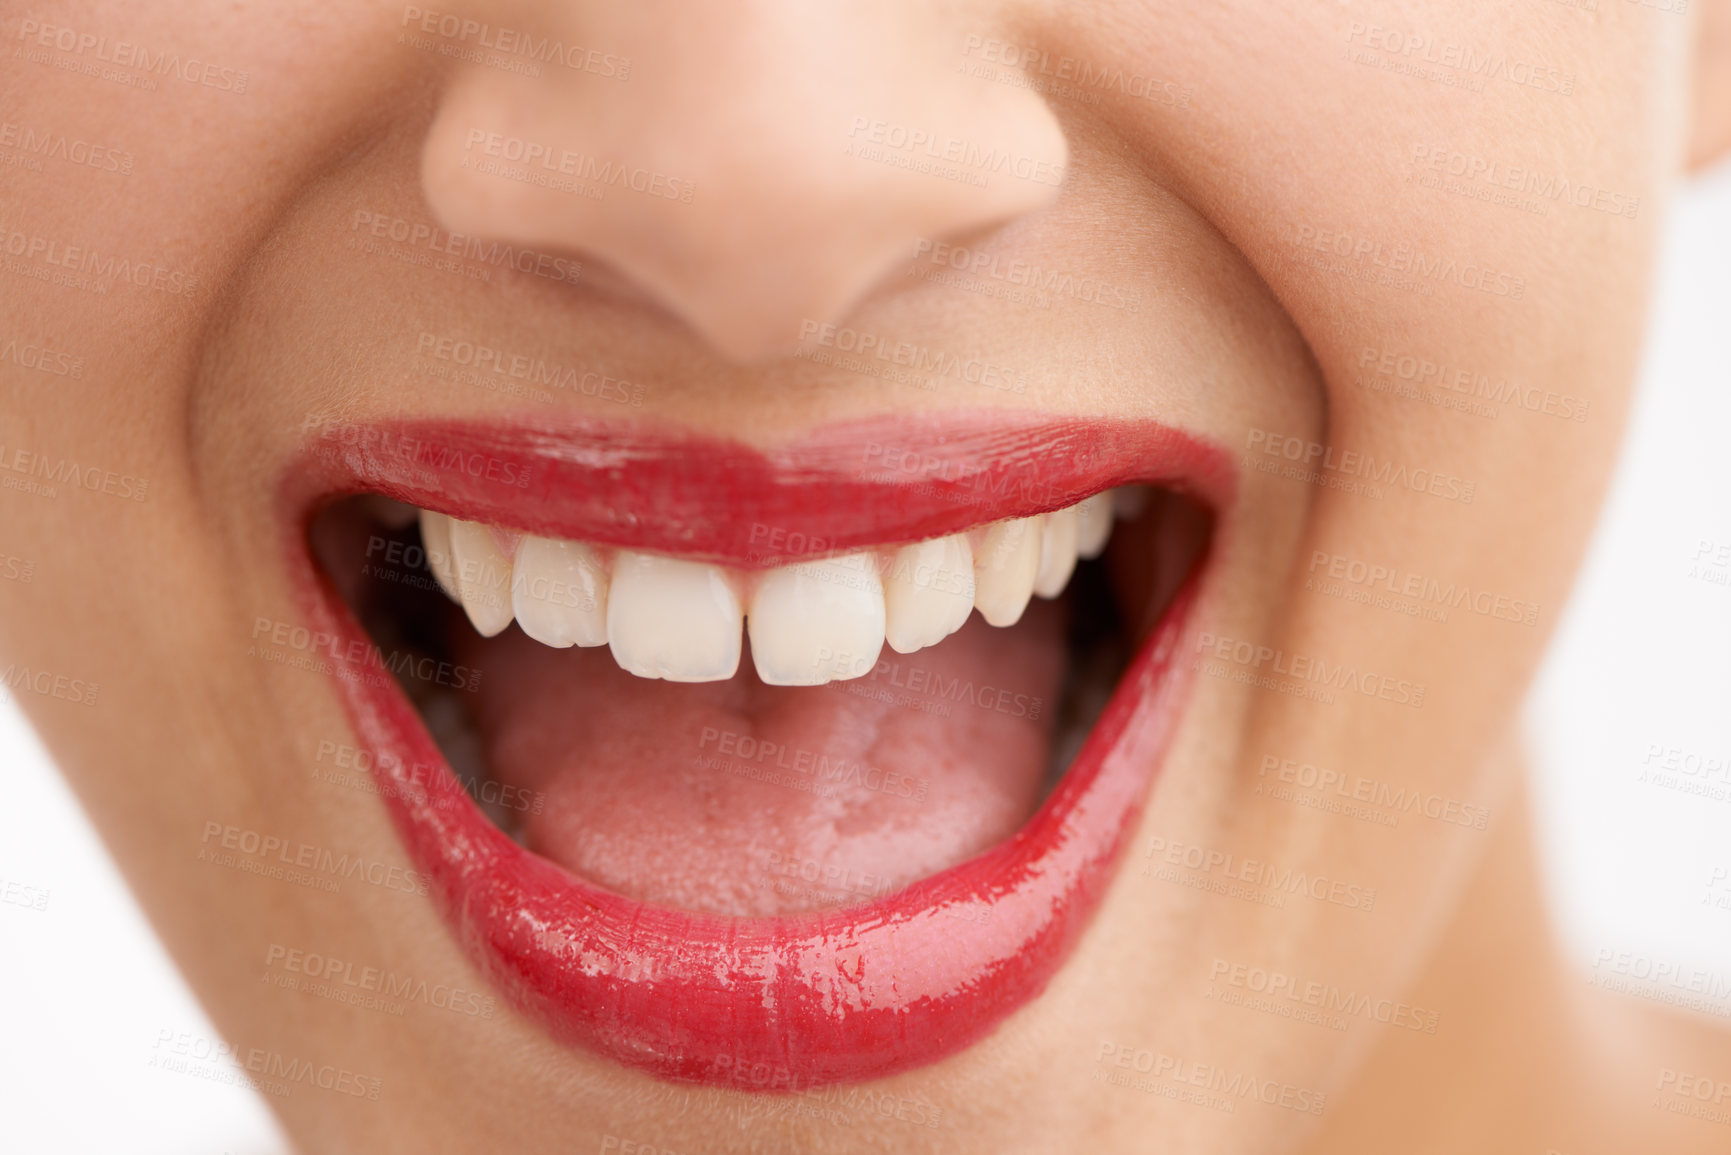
283,410,1226,1090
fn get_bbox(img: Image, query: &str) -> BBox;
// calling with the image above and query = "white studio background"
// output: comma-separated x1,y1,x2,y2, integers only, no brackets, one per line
3,162,1730,1154
1526,156,1731,983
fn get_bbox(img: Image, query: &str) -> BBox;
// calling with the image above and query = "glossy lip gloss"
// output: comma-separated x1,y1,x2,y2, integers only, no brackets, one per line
282,411,1229,1089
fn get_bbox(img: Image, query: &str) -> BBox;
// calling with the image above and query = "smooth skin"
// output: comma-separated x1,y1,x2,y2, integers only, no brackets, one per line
1,1,1728,1151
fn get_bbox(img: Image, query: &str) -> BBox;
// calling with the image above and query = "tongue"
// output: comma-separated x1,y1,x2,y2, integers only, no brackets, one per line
461,603,1065,916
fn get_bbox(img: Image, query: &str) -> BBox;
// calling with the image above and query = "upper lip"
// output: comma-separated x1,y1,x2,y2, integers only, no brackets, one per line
290,408,1232,565
282,410,1229,1088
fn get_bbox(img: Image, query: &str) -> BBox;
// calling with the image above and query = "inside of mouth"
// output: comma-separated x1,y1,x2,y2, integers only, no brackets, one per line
310,488,1211,918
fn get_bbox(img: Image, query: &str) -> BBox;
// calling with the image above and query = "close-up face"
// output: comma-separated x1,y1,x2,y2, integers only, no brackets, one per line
3,1,1725,1151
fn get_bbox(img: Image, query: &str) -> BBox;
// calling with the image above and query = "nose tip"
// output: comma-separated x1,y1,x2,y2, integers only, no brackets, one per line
599,108,1068,362
417,1,1069,363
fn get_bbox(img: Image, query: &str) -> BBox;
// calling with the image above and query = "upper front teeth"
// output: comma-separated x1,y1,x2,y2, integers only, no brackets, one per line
607,551,743,681
748,553,885,686
415,488,1138,684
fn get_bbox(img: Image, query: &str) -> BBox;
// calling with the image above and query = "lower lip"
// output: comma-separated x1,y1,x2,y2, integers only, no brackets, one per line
286,417,1215,1089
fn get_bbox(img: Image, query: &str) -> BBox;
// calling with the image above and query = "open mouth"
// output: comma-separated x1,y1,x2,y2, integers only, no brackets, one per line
284,411,1226,1089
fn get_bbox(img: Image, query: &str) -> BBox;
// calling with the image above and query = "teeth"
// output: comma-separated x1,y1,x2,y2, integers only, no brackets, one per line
1033,504,1080,599
512,535,609,648
448,519,515,637
883,534,975,654
418,509,460,601
748,553,885,685
607,551,743,682
1076,491,1114,559
972,515,1043,627
410,488,1131,679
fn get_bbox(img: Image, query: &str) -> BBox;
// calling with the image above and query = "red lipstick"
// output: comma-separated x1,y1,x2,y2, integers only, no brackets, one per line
297,409,1228,565
285,412,1224,1089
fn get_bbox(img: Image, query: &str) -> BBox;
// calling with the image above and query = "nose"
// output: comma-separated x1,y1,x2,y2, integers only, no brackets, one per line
417,1,1068,361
